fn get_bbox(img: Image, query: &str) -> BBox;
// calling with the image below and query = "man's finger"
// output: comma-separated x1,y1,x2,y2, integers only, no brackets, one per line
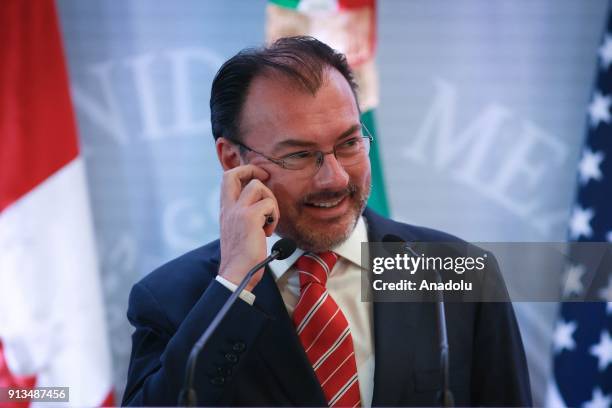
221,165,270,203
248,198,279,236
239,180,280,230
237,178,276,207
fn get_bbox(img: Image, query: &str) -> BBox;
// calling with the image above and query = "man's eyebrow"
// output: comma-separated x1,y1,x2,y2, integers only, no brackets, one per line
271,123,362,154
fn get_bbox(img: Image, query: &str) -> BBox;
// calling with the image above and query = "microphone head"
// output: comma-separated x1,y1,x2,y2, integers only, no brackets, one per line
382,234,405,243
271,238,297,260
381,234,421,257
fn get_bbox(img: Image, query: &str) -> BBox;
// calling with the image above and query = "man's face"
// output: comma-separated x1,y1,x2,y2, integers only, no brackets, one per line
238,68,371,252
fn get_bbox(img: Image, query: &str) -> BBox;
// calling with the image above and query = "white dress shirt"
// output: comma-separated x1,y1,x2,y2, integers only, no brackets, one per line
216,216,374,406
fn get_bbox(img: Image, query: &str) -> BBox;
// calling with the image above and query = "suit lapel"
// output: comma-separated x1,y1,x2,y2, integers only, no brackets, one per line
364,208,420,406
252,267,327,406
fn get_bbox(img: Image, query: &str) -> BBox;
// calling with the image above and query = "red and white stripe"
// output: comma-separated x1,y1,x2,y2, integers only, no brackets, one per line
0,1,114,406
292,252,361,408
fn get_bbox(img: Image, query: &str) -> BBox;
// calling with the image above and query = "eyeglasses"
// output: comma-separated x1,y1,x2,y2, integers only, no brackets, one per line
232,123,374,175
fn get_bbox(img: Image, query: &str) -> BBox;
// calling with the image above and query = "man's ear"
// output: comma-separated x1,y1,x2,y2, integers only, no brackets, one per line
216,137,243,170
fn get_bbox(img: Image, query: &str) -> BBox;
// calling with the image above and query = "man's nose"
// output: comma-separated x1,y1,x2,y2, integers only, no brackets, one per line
313,153,350,189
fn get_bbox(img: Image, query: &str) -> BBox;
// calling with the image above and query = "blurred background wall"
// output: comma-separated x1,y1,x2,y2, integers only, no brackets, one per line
54,0,608,404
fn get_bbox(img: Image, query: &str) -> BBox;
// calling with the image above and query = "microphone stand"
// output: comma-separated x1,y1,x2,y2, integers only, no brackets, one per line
178,241,294,407
432,268,454,407
382,235,454,407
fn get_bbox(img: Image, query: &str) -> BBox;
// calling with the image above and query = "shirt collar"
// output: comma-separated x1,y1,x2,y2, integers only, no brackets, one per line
266,215,368,281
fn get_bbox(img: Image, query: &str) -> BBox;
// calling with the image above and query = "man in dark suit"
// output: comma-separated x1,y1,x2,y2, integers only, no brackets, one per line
122,36,532,407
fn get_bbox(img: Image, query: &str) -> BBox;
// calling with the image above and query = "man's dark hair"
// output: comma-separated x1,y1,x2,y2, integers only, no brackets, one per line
210,36,359,141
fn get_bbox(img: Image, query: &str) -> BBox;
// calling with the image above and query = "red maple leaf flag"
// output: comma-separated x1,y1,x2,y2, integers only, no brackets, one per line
0,1,114,406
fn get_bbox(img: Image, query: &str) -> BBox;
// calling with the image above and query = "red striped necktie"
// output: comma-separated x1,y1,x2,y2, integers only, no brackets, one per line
292,252,361,408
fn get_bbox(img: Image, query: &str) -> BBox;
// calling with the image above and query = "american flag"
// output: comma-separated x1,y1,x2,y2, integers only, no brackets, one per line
546,8,612,408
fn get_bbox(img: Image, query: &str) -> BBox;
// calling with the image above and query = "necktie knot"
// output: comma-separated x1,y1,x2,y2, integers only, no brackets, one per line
295,251,338,289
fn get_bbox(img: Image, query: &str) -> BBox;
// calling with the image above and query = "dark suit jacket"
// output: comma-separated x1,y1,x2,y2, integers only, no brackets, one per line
122,208,532,407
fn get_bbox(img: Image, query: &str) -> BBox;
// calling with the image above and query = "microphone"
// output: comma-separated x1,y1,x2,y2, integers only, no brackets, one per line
178,238,297,407
382,234,454,407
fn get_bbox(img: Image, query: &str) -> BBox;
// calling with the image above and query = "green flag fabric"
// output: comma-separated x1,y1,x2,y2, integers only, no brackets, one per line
362,109,389,216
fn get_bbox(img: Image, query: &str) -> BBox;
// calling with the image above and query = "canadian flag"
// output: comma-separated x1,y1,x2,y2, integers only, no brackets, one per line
0,1,114,407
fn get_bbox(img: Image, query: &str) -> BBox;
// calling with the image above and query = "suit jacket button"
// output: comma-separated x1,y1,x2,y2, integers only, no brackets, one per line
210,376,225,386
233,342,246,352
217,366,232,376
225,353,238,363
